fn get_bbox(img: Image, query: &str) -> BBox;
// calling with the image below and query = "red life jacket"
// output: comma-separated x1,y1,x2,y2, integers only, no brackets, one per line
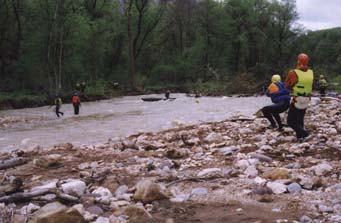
72,95,80,104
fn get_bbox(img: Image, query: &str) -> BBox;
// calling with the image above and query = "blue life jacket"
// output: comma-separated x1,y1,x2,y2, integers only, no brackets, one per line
266,82,291,104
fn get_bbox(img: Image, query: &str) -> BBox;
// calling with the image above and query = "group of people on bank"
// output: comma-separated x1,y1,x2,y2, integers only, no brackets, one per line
262,53,328,142
53,81,86,117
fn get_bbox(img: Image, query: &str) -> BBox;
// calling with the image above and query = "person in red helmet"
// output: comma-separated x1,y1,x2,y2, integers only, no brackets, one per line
285,53,314,142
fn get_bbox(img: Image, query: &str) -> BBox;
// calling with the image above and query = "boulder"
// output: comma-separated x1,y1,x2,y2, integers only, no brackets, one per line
92,187,113,198
33,154,62,168
191,187,208,196
197,168,223,178
266,182,287,194
204,133,223,143
28,202,85,223
61,180,86,197
262,168,289,180
250,153,272,163
287,183,302,194
133,180,169,203
311,163,332,176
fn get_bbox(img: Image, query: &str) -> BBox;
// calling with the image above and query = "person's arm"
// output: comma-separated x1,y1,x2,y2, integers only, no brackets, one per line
285,70,298,90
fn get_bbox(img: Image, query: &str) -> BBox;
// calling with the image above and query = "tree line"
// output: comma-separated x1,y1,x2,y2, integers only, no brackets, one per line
0,0,340,97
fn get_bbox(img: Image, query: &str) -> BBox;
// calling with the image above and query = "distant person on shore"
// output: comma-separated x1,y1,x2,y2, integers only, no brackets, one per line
285,53,314,142
318,75,327,97
75,83,81,92
261,74,290,130
165,90,170,99
72,92,81,115
54,94,64,118
80,80,86,94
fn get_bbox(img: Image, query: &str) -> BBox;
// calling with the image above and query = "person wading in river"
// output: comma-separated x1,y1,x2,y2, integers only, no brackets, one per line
54,94,64,118
262,74,290,131
72,92,81,115
285,53,314,142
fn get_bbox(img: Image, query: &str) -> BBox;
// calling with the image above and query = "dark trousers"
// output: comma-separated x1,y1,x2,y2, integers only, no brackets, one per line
55,106,63,117
262,100,290,128
287,103,309,139
320,87,326,96
73,104,80,115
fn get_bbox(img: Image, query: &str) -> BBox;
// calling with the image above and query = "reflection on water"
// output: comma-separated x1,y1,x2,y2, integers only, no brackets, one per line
0,94,270,151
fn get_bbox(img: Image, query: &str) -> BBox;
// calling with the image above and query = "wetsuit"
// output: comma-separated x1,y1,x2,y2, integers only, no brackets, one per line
55,98,64,117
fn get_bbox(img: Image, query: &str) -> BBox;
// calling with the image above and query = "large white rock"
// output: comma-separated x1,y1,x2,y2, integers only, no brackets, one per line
197,168,222,178
266,182,287,194
311,163,333,176
61,180,86,197
92,187,113,198
204,133,223,143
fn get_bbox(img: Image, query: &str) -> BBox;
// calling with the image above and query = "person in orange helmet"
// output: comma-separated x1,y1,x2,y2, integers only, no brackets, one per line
285,53,314,142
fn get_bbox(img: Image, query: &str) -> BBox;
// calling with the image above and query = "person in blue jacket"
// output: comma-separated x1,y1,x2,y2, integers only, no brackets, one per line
262,74,291,130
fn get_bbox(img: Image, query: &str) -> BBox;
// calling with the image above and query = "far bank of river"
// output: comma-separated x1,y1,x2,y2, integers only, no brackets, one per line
0,94,269,151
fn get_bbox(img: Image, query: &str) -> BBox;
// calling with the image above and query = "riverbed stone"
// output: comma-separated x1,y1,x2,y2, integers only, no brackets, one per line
191,187,208,196
311,163,333,176
29,202,85,223
262,168,289,180
197,168,222,178
250,153,272,163
133,180,169,203
300,215,312,223
266,182,287,194
287,183,302,194
61,180,86,197
92,187,113,198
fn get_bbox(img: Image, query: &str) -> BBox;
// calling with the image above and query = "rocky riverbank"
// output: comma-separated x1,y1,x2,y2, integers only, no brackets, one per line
0,96,340,223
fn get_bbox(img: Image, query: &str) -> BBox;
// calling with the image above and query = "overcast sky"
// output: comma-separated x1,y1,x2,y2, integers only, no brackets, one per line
296,0,341,30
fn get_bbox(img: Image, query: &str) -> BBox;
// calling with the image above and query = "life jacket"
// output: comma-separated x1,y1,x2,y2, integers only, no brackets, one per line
320,79,327,87
268,82,291,104
72,95,80,104
55,98,62,106
292,69,314,96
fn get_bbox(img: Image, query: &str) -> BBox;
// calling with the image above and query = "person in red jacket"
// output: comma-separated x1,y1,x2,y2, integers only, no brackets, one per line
285,53,314,142
72,92,81,115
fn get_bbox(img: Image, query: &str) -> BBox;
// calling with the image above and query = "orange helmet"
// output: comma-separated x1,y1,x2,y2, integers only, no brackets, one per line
297,53,309,68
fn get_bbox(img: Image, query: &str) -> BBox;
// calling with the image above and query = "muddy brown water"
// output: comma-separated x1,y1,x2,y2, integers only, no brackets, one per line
0,94,269,151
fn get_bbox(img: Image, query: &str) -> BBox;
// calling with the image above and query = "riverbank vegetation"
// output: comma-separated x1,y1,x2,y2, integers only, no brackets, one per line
0,0,340,108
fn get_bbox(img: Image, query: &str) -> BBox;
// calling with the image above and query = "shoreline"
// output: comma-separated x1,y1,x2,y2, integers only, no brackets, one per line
1,96,340,222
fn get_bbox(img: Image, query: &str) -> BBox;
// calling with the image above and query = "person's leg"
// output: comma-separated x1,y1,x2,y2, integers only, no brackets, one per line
271,100,289,129
262,106,277,128
287,104,303,138
75,105,79,115
56,106,60,118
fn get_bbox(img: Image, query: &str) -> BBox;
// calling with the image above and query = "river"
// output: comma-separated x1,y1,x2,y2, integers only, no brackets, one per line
0,94,270,151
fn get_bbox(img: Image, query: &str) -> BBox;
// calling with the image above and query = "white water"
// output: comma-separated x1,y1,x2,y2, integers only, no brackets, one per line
0,94,270,151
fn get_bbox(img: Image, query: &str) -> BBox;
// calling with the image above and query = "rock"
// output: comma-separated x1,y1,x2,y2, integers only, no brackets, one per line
33,154,63,168
299,215,312,223
166,148,186,159
311,163,333,176
287,183,302,194
78,162,90,170
115,185,129,197
244,166,258,178
94,217,110,223
251,186,273,195
61,180,86,197
262,168,289,180
92,187,113,198
72,204,85,215
204,133,223,143
219,146,238,155
257,194,274,203
29,202,85,223
115,205,152,221
12,214,26,223
133,180,169,203
85,205,104,216
266,182,287,194
234,160,250,170
250,153,272,163
191,187,208,196
20,203,40,215
299,177,314,190
197,168,222,178
170,194,190,203
32,180,57,191
318,204,333,213
259,145,273,151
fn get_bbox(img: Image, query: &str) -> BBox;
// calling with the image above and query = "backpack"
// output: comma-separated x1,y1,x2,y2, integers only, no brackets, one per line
72,95,80,104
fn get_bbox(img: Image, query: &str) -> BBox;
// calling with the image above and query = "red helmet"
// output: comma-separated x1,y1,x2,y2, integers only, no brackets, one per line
297,53,309,67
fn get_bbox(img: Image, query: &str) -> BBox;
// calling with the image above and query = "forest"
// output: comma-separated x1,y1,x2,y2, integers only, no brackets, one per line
0,0,341,107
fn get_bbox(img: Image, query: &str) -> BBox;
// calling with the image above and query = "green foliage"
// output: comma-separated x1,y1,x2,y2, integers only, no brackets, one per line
1,0,340,102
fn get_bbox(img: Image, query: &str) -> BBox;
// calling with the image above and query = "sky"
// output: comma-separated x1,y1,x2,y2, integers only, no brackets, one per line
296,0,341,31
